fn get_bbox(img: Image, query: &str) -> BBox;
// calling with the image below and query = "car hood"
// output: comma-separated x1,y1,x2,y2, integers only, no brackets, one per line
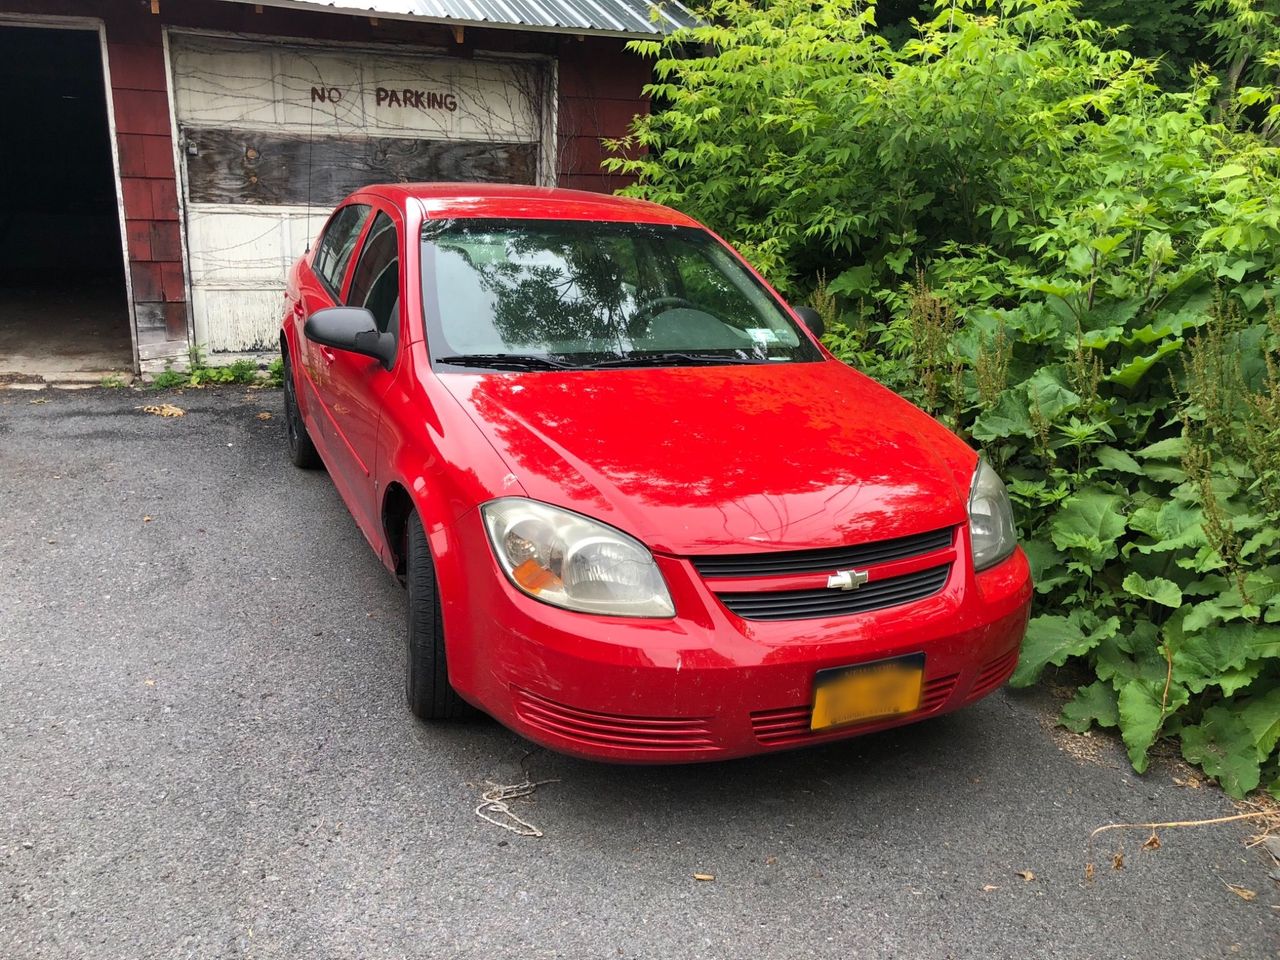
439,360,976,556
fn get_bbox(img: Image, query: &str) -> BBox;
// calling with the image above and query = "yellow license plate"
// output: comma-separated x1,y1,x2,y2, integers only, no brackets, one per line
810,654,925,731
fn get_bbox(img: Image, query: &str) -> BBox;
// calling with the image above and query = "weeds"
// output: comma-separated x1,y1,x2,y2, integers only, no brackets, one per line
149,347,276,390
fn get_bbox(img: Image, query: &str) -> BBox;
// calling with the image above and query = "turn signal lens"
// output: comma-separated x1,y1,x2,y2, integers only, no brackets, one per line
512,557,562,594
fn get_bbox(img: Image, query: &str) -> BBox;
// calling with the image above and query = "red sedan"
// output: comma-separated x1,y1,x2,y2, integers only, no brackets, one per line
280,184,1032,762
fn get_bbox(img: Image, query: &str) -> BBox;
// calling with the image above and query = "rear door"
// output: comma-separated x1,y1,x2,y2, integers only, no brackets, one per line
296,202,370,455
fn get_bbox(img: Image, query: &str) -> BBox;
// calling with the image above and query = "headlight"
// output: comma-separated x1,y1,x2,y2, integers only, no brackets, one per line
968,458,1017,571
481,498,676,618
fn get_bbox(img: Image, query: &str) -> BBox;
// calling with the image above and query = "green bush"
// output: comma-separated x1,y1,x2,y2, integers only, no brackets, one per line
609,0,1280,796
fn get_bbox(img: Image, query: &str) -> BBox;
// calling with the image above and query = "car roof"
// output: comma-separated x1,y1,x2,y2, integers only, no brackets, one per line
360,183,702,228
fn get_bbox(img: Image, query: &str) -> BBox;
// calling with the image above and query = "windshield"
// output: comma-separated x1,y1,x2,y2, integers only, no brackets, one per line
420,219,822,370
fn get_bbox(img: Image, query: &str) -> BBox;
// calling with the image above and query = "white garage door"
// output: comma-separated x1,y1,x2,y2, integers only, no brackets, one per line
168,33,551,352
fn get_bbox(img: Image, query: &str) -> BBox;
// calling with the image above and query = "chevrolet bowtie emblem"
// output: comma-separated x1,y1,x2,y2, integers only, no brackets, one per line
827,569,870,591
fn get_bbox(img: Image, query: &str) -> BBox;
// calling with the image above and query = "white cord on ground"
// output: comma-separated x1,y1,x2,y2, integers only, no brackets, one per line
474,779,558,837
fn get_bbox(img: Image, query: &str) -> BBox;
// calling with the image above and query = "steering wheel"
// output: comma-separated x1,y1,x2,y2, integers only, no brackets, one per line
631,296,699,326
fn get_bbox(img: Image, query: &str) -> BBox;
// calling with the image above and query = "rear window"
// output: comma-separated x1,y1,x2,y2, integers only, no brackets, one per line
313,204,371,294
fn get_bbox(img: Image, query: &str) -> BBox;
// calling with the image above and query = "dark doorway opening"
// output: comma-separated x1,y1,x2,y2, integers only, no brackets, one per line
0,25,133,381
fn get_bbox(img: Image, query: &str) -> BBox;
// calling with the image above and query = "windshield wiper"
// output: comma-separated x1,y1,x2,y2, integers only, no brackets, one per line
434,353,578,371
589,352,773,368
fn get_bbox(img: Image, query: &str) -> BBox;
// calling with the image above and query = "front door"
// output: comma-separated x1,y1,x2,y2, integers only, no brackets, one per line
322,205,404,534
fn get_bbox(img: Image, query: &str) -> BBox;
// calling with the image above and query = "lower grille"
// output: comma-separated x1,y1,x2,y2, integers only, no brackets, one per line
750,673,959,746
512,688,721,753
718,564,951,622
969,648,1019,700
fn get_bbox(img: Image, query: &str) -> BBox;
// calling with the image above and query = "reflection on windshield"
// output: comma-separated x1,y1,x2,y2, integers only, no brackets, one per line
420,219,822,369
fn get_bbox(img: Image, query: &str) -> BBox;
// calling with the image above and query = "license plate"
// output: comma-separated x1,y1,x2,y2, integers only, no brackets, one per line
809,653,925,731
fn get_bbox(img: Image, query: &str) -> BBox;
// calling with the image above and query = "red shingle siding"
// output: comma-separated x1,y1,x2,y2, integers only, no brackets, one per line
556,37,651,193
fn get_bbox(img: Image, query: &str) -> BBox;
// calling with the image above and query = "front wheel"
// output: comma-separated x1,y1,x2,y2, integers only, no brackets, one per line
405,510,471,720
282,344,321,470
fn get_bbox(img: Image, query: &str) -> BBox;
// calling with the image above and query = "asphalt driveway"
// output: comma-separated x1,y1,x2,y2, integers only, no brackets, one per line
1,388,1276,959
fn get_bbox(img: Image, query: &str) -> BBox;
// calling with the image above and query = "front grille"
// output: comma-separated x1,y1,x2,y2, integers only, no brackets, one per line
690,526,954,579
717,563,950,621
750,673,960,746
511,688,721,754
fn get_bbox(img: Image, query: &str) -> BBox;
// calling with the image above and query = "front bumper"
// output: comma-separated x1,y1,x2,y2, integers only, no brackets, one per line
436,510,1032,763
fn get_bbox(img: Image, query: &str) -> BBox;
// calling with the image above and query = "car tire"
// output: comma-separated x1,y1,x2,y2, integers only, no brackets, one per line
405,510,472,720
282,344,322,470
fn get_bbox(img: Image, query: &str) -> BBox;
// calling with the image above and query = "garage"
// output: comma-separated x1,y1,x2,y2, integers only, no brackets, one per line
169,32,552,354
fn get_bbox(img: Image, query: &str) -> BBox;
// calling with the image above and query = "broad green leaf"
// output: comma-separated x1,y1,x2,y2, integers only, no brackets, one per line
1154,499,1205,547
1170,622,1262,694
1095,622,1165,695
1000,303,1061,342
1237,282,1268,312
1181,598,1236,633
1021,537,1071,593
1009,613,1117,687
1060,680,1120,733
1024,368,1081,421
828,264,875,297
1142,462,1189,484
1180,707,1262,798
1227,622,1280,660
972,388,1035,441
884,248,912,274
1127,502,1162,539
1135,436,1188,460
1120,293,1209,345
1104,339,1183,389
1241,529,1280,559
1122,572,1182,608
1118,678,1189,774
1065,243,1095,275
1050,489,1127,562
1076,325,1126,350
1184,574,1232,598
1095,446,1143,474
1085,299,1142,332
1214,666,1266,697
1239,684,1280,760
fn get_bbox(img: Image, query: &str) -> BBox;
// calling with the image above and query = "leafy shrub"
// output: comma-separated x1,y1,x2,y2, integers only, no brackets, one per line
610,0,1280,796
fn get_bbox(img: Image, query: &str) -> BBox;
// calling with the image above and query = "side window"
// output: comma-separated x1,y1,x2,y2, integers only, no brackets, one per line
346,212,400,336
313,204,371,294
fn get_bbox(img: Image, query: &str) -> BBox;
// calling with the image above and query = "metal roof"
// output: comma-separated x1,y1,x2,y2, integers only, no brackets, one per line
223,0,700,38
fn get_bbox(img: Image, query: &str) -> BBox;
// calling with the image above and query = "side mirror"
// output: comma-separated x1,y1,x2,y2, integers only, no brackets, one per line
304,306,394,369
792,305,825,340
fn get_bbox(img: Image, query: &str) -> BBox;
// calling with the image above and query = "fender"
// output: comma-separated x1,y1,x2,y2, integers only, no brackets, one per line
373,337,528,702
